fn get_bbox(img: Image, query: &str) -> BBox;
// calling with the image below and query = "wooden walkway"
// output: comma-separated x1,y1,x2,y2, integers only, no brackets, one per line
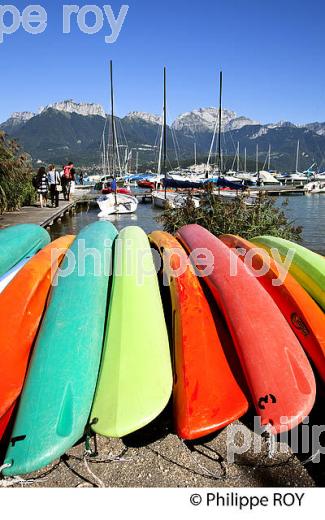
0,200,75,229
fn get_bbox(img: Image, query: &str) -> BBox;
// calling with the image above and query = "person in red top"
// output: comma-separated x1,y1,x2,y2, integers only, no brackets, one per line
61,162,74,201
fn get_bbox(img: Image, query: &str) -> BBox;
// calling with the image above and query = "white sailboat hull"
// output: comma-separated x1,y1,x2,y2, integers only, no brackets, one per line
152,191,200,209
97,194,138,216
305,181,325,194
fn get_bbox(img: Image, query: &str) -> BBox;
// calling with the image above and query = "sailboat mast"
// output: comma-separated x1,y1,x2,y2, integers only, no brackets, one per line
110,60,117,203
217,70,223,175
102,131,106,175
163,66,167,199
296,140,300,173
256,144,260,183
244,147,247,174
194,142,197,166
237,141,240,172
268,144,271,171
157,120,163,175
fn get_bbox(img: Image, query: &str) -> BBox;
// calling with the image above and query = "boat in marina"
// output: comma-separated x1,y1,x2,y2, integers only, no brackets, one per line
97,62,138,218
98,193,139,216
152,189,200,209
152,68,197,209
137,179,155,189
305,180,325,193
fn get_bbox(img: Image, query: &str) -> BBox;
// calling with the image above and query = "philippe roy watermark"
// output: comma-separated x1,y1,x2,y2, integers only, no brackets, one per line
50,239,295,287
227,416,325,464
0,4,129,44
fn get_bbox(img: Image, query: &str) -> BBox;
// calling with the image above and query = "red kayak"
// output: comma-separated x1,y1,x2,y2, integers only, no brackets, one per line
220,234,325,383
0,235,75,440
149,231,248,439
176,225,316,434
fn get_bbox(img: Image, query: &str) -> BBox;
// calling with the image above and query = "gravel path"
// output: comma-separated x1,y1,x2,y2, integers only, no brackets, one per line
1,405,322,488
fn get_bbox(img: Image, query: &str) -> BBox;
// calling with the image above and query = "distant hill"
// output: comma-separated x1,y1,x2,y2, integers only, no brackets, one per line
1,100,325,171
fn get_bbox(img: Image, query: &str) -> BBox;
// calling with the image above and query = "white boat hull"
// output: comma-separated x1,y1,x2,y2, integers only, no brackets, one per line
97,194,138,216
152,191,200,209
305,181,325,194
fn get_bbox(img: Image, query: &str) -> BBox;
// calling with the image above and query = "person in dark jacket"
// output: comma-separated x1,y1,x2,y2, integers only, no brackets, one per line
36,167,49,208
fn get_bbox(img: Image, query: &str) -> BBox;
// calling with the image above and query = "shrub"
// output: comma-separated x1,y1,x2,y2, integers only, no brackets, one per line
0,131,36,214
158,187,303,241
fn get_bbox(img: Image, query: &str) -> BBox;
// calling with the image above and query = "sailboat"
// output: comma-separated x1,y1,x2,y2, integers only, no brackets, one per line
97,61,138,217
152,68,199,209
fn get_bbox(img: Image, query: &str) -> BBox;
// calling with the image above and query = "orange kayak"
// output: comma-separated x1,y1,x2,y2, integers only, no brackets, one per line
0,235,75,440
176,225,316,434
149,231,248,440
220,235,325,382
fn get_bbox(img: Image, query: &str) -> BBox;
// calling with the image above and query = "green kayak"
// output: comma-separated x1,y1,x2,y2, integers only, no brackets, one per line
252,236,325,311
0,224,50,277
90,226,172,438
2,221,118,476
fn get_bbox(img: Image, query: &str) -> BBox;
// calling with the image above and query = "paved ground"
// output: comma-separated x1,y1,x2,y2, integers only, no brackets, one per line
1,403,323,488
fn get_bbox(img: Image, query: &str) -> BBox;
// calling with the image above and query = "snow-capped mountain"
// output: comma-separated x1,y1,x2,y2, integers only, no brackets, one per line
267,121,297,129
4,111,35,128
2,99,325,171
172,107,259,133
304,122,325,136
125,112,162,125
39,100,106,118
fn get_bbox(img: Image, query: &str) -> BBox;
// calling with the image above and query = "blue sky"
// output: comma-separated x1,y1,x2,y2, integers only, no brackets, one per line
0,0,324,124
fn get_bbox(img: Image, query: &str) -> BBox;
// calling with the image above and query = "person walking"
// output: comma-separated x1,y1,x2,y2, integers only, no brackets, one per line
48,164,61,208
59,165,67,201
62,162,74,201
69,167,76,197
35,167,49,208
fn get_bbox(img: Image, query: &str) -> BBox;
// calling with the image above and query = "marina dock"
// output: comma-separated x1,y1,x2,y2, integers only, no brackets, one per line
251,185,306,196
0,200,75,230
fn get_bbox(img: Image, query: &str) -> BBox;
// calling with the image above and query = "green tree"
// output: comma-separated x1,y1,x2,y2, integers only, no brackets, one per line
158,187,302,241
0,132,36,214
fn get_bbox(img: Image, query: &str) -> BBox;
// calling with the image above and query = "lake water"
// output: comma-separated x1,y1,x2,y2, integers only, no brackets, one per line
275,194,325,255
50,194,325,255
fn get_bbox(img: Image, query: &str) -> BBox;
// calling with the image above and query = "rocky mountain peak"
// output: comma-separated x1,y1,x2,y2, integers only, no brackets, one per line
39,100,106,118
125,112,162,125
172,107,258,133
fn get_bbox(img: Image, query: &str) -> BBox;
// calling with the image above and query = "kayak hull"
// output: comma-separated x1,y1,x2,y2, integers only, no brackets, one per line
2,222,118,476
91,226,173,438
220,234,325,382
0,258,31,294
149,231,248,440
0,236,75,440
0,224,50,278
251,236,325,311
176,225,316,434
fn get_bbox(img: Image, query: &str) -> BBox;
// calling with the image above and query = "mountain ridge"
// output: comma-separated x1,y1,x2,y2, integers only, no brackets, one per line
1,100,325,171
